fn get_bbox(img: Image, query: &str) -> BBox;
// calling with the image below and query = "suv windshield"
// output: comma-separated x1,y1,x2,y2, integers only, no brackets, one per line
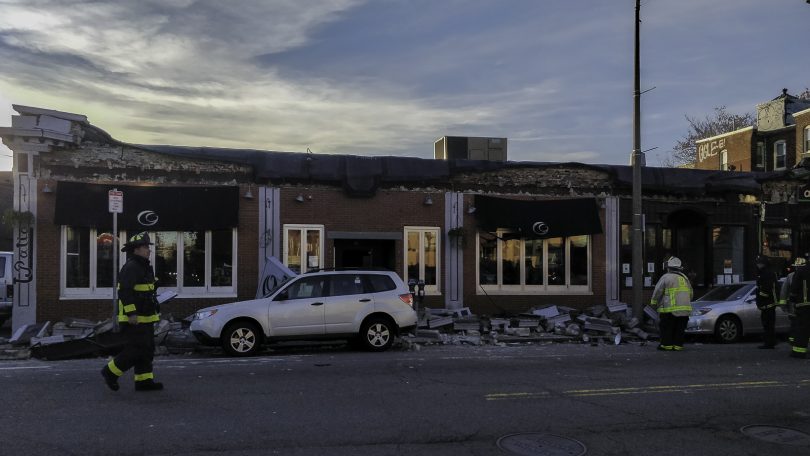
697,284,753,302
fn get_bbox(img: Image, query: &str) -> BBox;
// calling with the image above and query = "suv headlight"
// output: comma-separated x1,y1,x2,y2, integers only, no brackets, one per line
690,308,712,317
193,309,218,320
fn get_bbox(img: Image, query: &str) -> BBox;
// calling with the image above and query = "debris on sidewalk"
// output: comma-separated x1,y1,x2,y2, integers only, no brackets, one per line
402,301,660,349
0,314,203,361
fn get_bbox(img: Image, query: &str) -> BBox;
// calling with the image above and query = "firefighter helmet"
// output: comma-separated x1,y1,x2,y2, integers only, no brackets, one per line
665,256,682,270
121,232,153,252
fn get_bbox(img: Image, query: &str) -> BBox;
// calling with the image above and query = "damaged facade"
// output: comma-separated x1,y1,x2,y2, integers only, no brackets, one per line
0,105,767,333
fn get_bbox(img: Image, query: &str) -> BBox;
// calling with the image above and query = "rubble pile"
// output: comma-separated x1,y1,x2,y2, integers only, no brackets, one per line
0,316,200,361
402,303,660,348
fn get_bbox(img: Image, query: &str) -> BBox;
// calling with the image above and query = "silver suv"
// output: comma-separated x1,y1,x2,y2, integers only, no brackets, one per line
190,270,418,356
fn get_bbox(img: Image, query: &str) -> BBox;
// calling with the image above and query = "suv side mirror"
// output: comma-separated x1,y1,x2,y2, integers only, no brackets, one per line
274,291,289,301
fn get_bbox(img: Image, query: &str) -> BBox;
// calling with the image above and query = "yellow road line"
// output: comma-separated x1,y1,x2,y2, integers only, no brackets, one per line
485,380,808,401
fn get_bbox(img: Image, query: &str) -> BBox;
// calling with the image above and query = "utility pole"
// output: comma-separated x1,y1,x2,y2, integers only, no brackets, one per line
631,0,645,320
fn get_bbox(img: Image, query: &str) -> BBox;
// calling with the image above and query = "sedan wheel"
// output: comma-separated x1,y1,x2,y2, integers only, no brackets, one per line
714,316,741,343
360,317,395,352
222,322,262,356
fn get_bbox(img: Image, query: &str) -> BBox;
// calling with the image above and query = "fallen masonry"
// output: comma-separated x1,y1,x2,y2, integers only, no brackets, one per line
402,304,660,347
0,303,662,360
0,314,200,361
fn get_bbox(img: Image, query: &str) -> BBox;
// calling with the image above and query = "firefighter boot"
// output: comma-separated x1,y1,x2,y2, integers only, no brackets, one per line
101,366,119,392
135,380,164,392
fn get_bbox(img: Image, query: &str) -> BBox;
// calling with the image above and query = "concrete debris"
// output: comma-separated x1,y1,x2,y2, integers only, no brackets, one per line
5,314,203,361
404,302,659,348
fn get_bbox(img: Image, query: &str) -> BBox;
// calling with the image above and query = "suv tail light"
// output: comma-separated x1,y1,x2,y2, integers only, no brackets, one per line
6,284,12,300
399,293,413,307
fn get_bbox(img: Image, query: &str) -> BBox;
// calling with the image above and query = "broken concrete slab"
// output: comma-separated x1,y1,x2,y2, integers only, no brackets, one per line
531,305,560,318
9,323,47,346
644,305,660,322
428,316,453,328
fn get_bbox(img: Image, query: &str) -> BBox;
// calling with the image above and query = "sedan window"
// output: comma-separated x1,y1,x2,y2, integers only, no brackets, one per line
697,284,753,301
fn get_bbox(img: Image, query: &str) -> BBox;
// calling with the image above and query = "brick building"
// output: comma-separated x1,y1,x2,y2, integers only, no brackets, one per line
0,105,764,331
693,89,810,270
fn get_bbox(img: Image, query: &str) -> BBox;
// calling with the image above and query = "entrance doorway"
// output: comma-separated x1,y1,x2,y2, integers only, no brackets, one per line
333,239,396,270
667,209,707,287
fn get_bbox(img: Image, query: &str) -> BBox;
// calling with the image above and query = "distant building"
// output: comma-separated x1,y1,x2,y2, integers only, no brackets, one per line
434,136,507,161
695,89,810,172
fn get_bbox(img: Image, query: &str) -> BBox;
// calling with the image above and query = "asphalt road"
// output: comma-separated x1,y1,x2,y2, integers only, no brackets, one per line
1,340,809,456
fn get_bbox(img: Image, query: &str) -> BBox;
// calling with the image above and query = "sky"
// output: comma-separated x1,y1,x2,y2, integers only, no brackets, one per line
1,0,809,171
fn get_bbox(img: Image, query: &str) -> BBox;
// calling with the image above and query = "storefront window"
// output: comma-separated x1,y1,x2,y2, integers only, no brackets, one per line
502,238,521,285
524,239,544,285
712,226,744,284
284,225,324,274
479,235,497,285
96,231,115,288
211,230,233,287
66,226,90,288
404,227,440,292
762,227,792,260
478,232,590,292
154,232,178,287
183,231,205,287
62,227,237,297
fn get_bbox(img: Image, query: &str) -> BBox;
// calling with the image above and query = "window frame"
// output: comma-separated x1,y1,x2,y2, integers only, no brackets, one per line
403,226,441,295
804,126,810,156
774,140,787,170
755,142,765,169
720,150,728,171
283,224,325,274
476,231,591,295
59,226,238,299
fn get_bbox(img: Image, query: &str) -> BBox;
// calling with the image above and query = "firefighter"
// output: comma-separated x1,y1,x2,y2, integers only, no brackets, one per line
100,232,164,391
788,255,810,359
755,255,780,349
779,257,805,347
651,256,694,351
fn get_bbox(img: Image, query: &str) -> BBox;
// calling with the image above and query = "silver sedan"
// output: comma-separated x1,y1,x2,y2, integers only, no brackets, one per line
686,281,791,343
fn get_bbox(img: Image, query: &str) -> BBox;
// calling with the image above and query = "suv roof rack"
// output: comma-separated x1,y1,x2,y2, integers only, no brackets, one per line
303,267,394,273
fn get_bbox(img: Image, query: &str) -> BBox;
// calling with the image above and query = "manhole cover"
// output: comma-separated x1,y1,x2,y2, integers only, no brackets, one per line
741,425,810,446
496,433,586,456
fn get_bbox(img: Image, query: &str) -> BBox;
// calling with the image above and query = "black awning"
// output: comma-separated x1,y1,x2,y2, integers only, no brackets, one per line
473,196,602,239
54,182,239,231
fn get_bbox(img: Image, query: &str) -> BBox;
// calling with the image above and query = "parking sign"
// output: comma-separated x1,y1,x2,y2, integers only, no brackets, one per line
108,189,123,213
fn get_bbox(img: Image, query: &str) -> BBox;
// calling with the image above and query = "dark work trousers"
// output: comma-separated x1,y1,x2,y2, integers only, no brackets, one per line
659,314,689,349
793,307,810,354
760,307,777,346
112,323,155,378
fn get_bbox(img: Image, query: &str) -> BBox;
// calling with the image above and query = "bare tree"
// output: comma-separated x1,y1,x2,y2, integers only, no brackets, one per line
663,106,756,167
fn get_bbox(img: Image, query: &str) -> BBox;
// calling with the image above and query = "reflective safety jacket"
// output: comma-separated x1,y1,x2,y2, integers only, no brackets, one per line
788,265,810,310
117,254,159,324
779,272,795,316
650,271,693,317
755,267,780,309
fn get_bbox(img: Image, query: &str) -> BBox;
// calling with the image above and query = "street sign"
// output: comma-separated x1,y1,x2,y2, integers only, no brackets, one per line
108,189,123,213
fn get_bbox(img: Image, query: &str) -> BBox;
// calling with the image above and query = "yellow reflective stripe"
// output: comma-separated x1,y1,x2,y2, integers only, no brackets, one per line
107,360,123,376
134,373,154,382
650,299,658,306
672,345,684,351
659,305,692,313
137,314,160,323
122,303,137,313
797,302,810,308
793,347,808,354
133,283,155,291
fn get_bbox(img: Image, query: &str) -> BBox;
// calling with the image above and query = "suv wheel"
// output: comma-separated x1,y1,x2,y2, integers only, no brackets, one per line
360,317,395,352
222,321,262,356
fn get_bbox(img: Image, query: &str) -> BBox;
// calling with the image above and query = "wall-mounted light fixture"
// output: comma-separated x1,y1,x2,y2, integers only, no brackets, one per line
243,187,254,199
42,183,53,193
466,203,476,214
423,195,433,206
295,194,305,203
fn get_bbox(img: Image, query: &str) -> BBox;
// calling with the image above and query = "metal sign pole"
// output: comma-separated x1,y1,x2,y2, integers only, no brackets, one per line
112,211,118,332
109,188,123,332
